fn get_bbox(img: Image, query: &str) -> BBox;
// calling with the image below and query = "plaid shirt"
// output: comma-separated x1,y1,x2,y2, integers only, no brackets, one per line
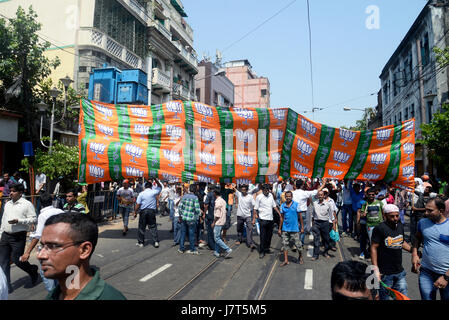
179,193,201,222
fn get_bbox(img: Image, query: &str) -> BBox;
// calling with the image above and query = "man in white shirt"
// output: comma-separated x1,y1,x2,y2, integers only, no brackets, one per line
158,181,170,217
292,178,326,245
19,193,63,292
0,183,38,293
253,184,281,259
323,188,338,252
234,185,256,250
311,190,334,261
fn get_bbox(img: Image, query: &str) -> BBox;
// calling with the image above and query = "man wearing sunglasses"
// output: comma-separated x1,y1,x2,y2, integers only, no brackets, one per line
37,212,126,300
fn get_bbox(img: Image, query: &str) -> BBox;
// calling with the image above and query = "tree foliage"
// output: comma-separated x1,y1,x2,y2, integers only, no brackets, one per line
21,138,79,181
343,107,377,131
0,6,61,142
420,104,449,179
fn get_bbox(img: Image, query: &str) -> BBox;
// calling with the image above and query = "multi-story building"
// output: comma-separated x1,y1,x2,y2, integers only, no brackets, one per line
194,60,234,107
379,0,449,175
223,60,270,108
0,0,198,105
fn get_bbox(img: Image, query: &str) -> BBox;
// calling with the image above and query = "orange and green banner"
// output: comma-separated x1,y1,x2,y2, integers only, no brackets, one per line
78,99,415,190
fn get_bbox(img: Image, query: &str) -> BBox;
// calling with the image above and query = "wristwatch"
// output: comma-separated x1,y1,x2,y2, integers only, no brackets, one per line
443,274,449,282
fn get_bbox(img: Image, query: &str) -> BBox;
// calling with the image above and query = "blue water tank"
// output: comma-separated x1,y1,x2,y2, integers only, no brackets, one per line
88,67,122,103
116,82,148,104
120,69,148,86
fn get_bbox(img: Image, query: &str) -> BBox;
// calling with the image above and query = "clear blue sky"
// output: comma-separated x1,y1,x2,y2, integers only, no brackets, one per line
183,0,428,128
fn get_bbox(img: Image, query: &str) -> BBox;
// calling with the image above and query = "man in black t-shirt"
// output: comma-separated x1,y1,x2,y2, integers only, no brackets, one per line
371,204,412,300
204,185,216,250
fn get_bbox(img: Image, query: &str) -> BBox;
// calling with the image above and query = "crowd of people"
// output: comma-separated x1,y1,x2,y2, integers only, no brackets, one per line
0,171,448,300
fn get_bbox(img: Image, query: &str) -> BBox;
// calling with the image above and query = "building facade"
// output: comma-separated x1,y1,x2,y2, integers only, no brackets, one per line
0,0,198,105
223,60,270,109
379,0,449,175
194,60,234,107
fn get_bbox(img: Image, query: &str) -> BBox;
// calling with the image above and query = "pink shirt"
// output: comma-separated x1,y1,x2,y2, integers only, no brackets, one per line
214,197,227,226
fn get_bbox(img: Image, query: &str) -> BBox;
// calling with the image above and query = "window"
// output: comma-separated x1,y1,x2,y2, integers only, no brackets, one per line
421,33,430,67
383,82,389,105
94,0,147,58
85,83,90,89
427,101,432,123
410,103,415,119
404,107,408,120
398,111,402,123
79,66,87,72
261,89,267,97
195,89,200,101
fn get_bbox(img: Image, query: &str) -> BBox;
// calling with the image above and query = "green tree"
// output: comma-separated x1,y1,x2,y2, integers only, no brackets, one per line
420,103,449,180
344,107,376,131
21,138,79,181
0,6,61,144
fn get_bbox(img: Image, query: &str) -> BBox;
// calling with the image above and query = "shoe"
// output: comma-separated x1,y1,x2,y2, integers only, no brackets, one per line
178,249,185,254
259,252,265,259
154,242,159,248
213,252,220,258
330,247,337,252
136,242,144,248
265,249,273,254
250,245,256,252
235,241,241,245
30,265,39,286
359,253,365,260
224,248,232,258
341,232,347,237
188,250,199,255
198,242,207,248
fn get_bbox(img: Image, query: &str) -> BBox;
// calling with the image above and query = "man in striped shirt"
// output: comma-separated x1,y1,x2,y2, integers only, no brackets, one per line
178,184,202,254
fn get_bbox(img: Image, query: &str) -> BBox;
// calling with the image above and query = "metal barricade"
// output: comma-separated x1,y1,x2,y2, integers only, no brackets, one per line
86,190,119,222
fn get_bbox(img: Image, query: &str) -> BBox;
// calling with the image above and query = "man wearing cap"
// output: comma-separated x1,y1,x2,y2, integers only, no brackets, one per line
371,204,412,300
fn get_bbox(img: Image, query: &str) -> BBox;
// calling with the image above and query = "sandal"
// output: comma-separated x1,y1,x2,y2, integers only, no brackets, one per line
280,261,289,267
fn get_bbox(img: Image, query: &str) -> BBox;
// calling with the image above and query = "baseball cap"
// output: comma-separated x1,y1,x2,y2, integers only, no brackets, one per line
123,179,129,183
322,188,329,193
421,175,429,181
383,204,399,214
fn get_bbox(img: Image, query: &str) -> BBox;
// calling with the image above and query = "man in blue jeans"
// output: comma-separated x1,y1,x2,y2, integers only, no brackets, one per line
412,197,449,300
212,189,232,258
371,204,412,300
341,180,353,236
178,185,202,254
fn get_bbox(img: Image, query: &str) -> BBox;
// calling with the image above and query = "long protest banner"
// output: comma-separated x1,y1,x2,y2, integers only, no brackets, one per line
78,99,415,190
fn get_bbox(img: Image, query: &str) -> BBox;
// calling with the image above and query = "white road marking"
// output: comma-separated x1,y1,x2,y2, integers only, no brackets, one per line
307,245,313,258
309,234,314,241
139,264,172,282
96,254,104,258
233,222,237,226
112,250,120,253
304,269,313,290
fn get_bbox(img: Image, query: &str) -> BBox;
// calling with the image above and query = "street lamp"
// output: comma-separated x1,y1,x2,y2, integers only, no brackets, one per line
48,87,62,154
343,107,369,130
38,76,73,154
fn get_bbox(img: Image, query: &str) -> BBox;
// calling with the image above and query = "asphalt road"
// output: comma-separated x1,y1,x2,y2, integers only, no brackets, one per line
7,207,421,300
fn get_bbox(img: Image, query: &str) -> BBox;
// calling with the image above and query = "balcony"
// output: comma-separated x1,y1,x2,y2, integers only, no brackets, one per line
154,21,172,41
172,40,198,71
120,0,148,25
170,12,193,44
152,68,171,93
78,27,145,70
173,83,190,100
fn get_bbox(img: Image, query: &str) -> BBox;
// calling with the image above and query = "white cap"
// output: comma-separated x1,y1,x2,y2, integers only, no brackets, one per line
383,204,399,214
